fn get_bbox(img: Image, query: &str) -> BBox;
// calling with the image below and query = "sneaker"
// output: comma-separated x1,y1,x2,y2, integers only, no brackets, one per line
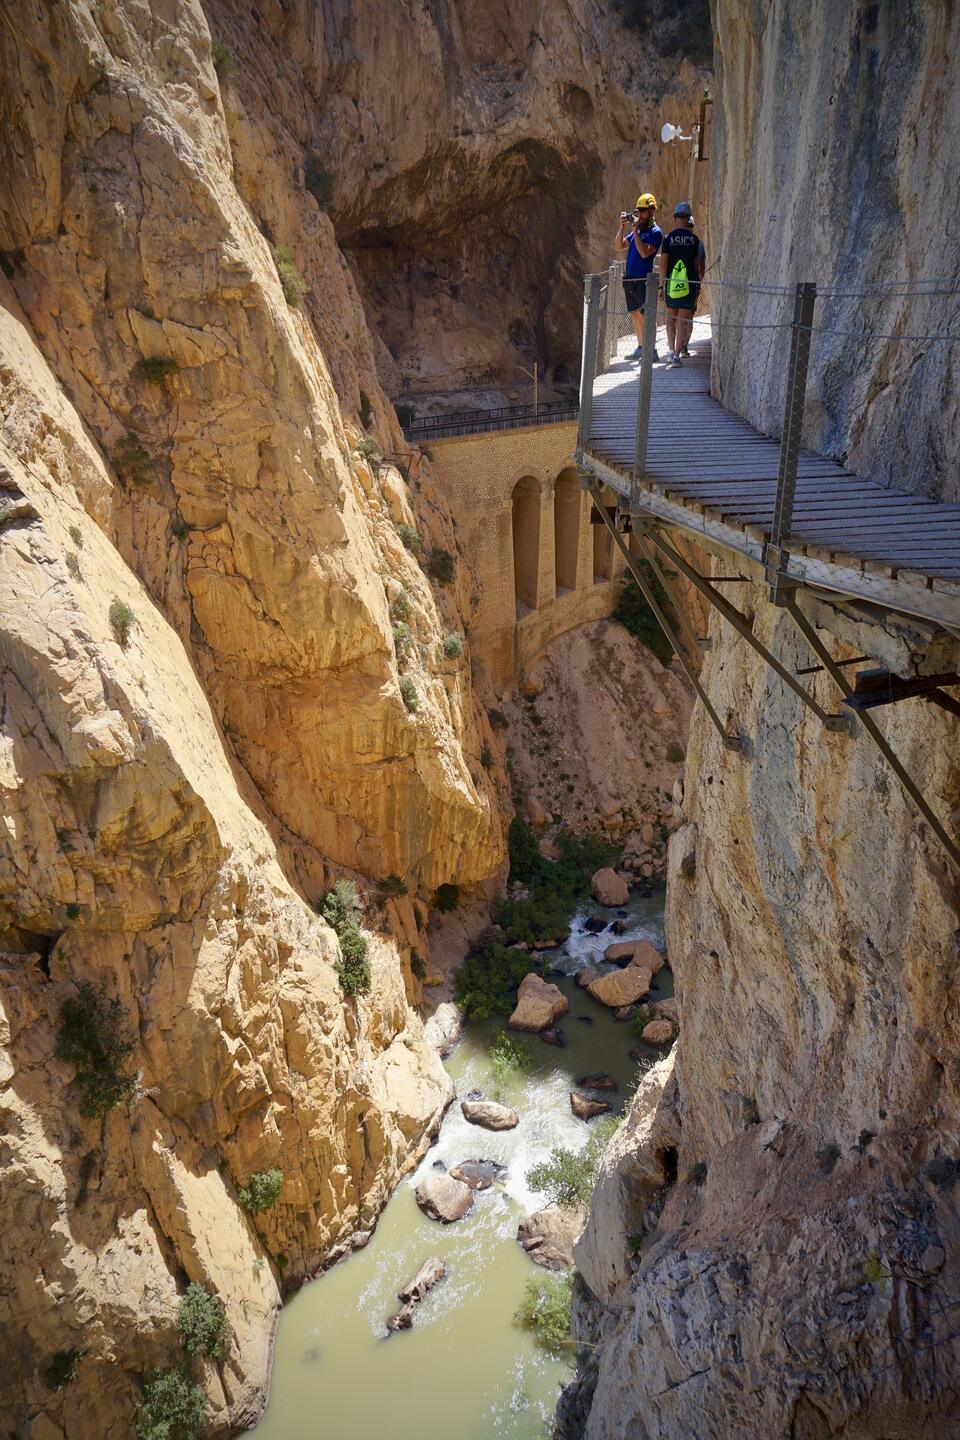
634,348,659,364
681,345,692,357
667,353,682,367
628,344,643,359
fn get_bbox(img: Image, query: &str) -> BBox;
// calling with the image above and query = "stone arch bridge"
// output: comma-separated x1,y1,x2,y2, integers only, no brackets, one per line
421,419,629,684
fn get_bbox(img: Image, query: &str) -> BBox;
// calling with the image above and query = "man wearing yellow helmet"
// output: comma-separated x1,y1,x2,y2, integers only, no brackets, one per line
615,192,662,361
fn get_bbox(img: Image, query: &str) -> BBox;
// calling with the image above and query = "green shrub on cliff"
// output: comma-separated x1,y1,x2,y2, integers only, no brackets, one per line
176,1284,229,1359
514,1270,573,1351
43,1348,81,1391
137,1368,207,1440
237,1168,283,1214
319,881,372,997
274,245,306,307
55,982,137,1119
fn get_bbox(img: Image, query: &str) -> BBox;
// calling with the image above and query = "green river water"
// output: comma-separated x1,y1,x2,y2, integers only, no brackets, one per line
252,892,669,1440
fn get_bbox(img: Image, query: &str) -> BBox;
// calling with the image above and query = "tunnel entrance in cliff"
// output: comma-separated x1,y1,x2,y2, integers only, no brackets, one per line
337,140,597,401
512,475,541,615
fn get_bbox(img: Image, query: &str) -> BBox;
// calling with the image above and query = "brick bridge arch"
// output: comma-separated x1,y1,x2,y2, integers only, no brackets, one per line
421,420,626,682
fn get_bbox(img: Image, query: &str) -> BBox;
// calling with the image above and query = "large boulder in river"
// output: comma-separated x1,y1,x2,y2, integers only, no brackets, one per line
450,1159,507,1190
641,1019,676,1047
587,964,653,1009
571,1090,613,1120
518,1204,587,1270
652,996,679,1026
387,1256,447,1330
575,966,601,989
633,940,666,974
415,1172,474,1223
590,867,630,907
461,1098,520,1130
507,973,569,1032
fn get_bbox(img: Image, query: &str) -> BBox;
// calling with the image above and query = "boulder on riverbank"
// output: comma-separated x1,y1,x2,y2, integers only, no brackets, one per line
461,1099,520,1130
587,964,653,1009
507,973,569,1031
641,1019,676,1046
414,1173,474,1223
449,1159,507,1190
387,1256,448,1330
590,867,630,906
518,1204,586,1270
651,996,679,1026
571,1091,613,1120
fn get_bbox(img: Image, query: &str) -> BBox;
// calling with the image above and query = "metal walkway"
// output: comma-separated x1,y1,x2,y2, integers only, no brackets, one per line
575,267,960,874
580,318,960,630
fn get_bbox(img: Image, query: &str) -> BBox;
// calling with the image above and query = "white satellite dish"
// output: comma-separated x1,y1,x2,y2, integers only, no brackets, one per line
661,122,678,143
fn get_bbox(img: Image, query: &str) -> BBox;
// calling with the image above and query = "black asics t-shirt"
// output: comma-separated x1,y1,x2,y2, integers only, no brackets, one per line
661,228,704,286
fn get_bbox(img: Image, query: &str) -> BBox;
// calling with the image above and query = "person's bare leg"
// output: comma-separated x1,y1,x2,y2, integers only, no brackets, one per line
632,309,644,345
665,309,678,355
678,313,694,351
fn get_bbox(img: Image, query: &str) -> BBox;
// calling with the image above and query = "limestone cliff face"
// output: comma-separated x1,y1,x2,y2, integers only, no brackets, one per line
562,580,960,1439
0,1,506,1433
201,0,710,399
710,0,960,501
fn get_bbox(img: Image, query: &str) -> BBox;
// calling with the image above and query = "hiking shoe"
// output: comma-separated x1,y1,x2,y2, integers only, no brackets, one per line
681,345,692,357
634,348,658,363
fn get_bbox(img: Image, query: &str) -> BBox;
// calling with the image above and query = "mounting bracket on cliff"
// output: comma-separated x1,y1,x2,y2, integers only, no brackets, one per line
575,265,960,875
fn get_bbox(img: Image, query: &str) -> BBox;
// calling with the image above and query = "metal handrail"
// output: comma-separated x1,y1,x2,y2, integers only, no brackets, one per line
403,399,574,433
403,406,578,442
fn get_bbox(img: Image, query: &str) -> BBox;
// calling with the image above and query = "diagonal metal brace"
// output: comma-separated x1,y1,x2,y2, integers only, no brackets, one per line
645,528,849,731
785,598,960,875
586,481,744,751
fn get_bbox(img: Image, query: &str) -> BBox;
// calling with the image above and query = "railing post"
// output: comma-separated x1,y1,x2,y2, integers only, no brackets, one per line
604,262,621,367
766,280,816,603
630,271,659,514
577,272,602,463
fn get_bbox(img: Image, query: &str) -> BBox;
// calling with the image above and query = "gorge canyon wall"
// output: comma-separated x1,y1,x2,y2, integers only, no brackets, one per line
564,4,960,1437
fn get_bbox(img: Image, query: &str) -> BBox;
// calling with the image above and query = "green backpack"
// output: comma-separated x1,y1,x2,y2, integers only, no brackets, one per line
667,257,690,301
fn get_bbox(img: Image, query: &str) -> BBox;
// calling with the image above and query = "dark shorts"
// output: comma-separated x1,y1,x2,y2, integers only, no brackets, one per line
666,282,700,314
622,277,651,313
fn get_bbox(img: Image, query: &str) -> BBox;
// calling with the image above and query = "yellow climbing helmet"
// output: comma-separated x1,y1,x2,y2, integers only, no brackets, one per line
636,192,658,210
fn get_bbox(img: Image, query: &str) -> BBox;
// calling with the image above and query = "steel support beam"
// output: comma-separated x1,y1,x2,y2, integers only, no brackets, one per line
645,528,849,730
630,272,660,514
586,481,743,750
766,280,816,604
785,598,960,875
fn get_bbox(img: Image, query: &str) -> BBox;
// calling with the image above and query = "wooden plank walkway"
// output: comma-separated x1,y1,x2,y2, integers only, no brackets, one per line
582,320,960,629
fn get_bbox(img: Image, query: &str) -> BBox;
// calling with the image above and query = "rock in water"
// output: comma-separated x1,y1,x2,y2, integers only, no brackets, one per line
414,1173,474,1223
603,941,642,965
507,973,569,1031
587,965,653,1008
449,1159,507,1190
570,1091,613,1120
590,867,630,906
577,1072,618,1091
398,1256,447,1304
641,1020,676,1046
575,966,601,989
652,997,679,1026
387,1304,415,1331
518,1204,587,1270
584,914,608,934
460,1099,520,1130
540,1025,566,1047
